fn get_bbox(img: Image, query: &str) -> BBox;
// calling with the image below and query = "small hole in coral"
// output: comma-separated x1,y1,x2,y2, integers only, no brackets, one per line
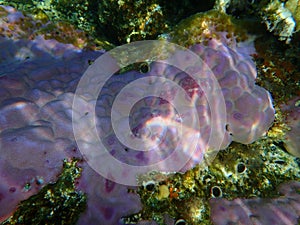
144,181,156,191
146,183,155,191
139,62,150,73
237,162,246,173
211,186,222,198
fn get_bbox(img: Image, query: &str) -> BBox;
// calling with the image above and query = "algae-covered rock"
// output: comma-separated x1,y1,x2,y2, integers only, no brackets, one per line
214,0,300,43
285,0,300,32
96,0,167,44
0,0,215,45
261,0,296,43
168,9,251,48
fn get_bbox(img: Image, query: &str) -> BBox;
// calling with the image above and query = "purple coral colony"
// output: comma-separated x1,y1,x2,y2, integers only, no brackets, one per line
0,1,299,225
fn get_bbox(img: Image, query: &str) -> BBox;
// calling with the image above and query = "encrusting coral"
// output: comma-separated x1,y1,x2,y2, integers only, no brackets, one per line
0,3,299,225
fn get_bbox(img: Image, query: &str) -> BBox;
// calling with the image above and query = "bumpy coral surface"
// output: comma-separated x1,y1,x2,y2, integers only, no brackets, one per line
0,4,283,225
88,38,275,177
0,37,274,224
210,181,300,225
0,36,141,224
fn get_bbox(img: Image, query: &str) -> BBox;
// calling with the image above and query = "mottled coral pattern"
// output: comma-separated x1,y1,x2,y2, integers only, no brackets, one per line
0,5,278,225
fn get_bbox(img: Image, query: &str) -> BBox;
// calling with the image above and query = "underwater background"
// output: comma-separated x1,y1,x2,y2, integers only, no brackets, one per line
0,0,299,224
